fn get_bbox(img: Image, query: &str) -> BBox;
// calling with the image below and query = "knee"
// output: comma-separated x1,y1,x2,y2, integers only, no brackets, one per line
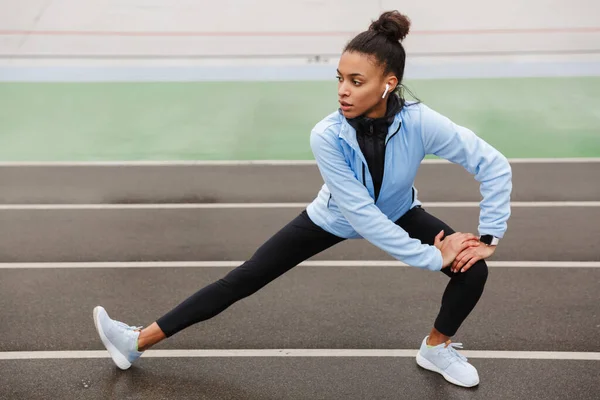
464,259,488,288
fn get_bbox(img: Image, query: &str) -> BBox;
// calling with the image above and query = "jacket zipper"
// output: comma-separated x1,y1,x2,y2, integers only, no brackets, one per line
362,163,366,186
340,121,401,197
364,125,372,188
373,122,401,202
385,122,402,145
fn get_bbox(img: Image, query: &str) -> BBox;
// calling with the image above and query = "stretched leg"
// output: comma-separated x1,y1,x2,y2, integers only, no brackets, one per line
138,210,345,349
395,206,488,342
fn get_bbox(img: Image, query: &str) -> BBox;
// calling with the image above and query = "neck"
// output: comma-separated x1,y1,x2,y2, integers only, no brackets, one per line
364,100,388,119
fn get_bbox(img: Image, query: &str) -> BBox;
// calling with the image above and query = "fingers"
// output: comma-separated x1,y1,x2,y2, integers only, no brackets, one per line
454,251,473,272
446,232,479,245
437,231,480,270
434,230,444,246
452,248,468,271
460,255,482,273
451,260,459,272
451,251,483,273
452,250,471,273
460,233,479,244
455,237,480,252
467,239,481,248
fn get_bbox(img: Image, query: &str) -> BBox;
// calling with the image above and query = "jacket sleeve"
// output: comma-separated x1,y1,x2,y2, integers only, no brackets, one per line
419,104,512,238
310,128,443,271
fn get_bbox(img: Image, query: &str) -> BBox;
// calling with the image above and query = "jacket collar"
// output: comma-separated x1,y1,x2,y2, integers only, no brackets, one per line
338,94,403,150
344,93,401,134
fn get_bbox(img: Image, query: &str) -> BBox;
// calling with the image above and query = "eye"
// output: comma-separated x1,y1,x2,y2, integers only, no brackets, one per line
353,80,362,86
336,75,342,82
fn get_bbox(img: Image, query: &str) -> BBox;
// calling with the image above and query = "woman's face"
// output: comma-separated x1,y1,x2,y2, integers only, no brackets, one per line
337,51,397,119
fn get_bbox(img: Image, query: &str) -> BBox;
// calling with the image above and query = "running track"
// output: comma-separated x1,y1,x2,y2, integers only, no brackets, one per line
0,160,598,399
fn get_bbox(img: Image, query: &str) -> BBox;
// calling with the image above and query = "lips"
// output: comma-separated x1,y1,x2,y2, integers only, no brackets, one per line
339,101,353,111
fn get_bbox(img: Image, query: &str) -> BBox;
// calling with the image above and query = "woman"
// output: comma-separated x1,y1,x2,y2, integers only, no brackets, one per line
93,10,512,388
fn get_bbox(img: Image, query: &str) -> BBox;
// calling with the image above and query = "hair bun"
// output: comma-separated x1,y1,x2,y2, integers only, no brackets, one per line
369,10,411,42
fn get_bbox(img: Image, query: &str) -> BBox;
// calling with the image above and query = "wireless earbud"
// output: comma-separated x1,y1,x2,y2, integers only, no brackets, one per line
382,84,391,98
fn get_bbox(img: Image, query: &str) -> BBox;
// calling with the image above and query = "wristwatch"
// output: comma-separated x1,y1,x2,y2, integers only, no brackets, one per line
479,234,500,246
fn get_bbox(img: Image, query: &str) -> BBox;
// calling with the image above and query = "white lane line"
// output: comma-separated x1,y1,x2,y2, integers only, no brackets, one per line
0,158,599,167
1,261,599,269
424,201,600,207
1,349,598,361
0,160,318,167
0,203,307,210
1,201,599,210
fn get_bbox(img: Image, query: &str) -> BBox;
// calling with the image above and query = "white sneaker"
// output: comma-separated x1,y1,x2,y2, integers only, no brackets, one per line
416,335,479,387
93,306,144,370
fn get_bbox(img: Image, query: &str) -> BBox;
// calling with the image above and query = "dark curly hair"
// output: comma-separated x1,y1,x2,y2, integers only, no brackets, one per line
344,11,415,101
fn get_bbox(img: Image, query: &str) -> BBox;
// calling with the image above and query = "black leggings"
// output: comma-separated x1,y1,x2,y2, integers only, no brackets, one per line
156,207,488,338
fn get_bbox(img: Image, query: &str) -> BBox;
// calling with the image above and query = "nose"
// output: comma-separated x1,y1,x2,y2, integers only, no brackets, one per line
338,82,350,98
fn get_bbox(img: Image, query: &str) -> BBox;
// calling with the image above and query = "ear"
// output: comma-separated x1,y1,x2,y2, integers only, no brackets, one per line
386,75,399,91
382,75,399,99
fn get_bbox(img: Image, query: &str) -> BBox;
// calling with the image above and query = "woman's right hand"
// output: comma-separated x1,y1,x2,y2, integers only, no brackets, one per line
434,230,480,269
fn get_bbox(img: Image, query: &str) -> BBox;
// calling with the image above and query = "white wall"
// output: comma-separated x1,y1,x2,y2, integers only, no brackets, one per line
1,0,598,58
1,0,599,81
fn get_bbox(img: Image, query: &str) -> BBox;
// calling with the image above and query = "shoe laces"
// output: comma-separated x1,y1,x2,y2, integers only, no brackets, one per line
114,320,143,332
441,341,468,363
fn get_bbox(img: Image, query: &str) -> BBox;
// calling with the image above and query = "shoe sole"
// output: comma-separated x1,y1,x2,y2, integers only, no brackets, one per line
93,306,133,370
416,352,479,388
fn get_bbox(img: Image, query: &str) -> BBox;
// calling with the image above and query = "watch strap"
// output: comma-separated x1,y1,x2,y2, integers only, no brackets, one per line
480,234,500,246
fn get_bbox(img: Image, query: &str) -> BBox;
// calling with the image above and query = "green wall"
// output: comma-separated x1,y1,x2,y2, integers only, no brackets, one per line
1,77,599,161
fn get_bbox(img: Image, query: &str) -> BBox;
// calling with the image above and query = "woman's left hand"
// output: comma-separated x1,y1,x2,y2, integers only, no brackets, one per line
451,242,496,273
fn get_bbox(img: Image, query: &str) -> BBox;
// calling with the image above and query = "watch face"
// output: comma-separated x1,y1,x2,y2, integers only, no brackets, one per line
480,235,493,245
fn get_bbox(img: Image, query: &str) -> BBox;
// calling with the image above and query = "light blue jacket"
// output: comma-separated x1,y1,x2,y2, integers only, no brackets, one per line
306,101,512,271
